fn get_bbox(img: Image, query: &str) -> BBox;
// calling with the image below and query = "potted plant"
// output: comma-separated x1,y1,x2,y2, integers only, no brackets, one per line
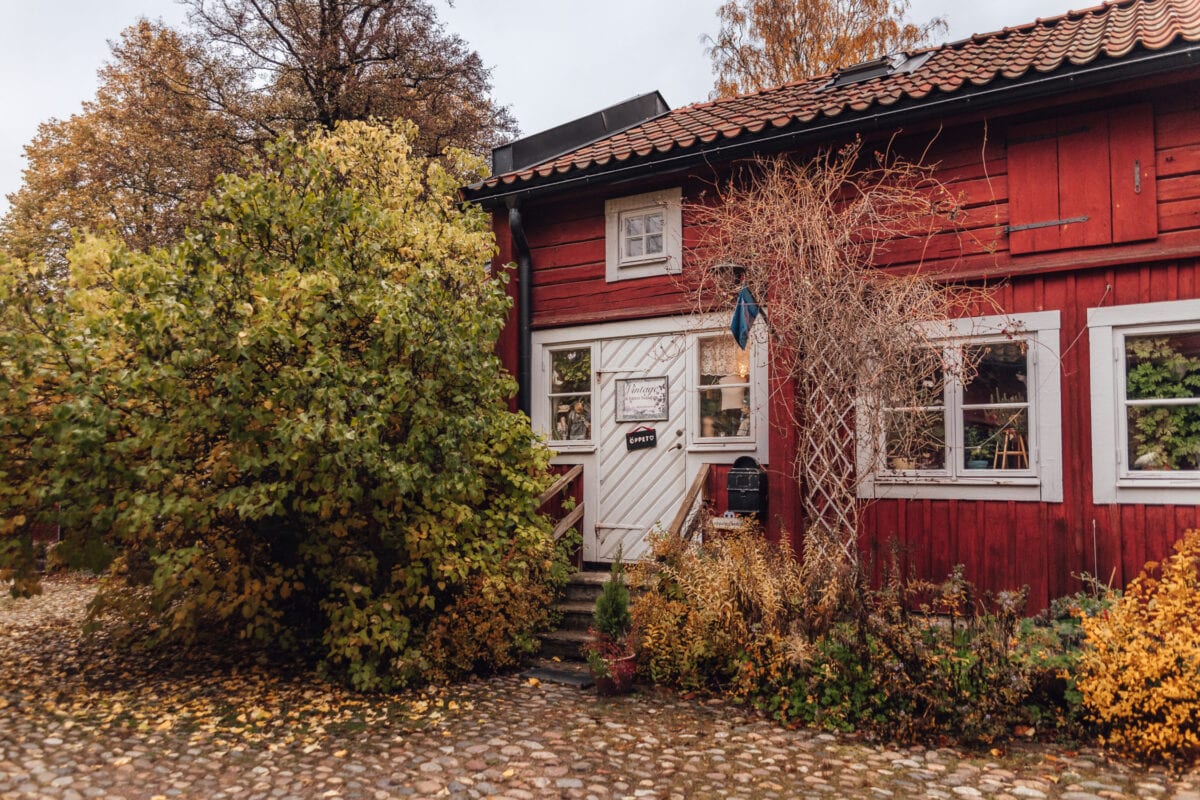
584,556,636,695
964,424,994,469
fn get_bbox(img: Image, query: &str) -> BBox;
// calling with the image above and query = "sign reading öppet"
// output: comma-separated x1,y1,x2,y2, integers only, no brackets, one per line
625,426,658,451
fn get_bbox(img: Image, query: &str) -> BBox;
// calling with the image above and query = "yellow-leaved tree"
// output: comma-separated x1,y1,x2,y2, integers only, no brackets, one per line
706,0,947,97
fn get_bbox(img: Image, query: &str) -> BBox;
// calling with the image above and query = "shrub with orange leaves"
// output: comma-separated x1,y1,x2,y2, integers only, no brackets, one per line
1077,529,1200,765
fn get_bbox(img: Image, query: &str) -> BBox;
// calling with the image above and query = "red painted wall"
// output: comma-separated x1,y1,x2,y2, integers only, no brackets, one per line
490,83,1200,607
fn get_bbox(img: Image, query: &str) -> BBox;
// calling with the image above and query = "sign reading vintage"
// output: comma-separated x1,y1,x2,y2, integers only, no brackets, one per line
615,376,669,422
625,426,658,451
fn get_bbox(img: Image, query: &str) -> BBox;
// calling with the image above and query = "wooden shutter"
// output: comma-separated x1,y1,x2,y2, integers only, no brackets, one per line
1110,103,1157,243
1007,104,1156,255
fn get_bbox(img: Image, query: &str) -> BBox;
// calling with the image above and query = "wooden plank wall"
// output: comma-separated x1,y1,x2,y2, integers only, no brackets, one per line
499,87,1200,608
862,92,1200,609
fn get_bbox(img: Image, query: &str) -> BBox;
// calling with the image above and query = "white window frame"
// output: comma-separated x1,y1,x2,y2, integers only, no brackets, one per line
688,329,767,452
604,188,682,282
1089,298,1200,504
542,343,596,453
858,311,1063,502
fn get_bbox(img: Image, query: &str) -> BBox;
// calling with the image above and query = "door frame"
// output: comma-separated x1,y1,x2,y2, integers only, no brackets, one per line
531,314,770,561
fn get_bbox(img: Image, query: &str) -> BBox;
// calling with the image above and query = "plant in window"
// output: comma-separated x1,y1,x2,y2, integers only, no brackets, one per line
1125,336,1200,470
963,424,995,468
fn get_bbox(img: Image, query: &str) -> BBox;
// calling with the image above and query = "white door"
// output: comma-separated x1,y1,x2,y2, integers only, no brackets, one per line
589,334,688,562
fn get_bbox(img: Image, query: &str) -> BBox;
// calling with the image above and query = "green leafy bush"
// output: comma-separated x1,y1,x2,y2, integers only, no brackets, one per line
733,567,1034,743
1011,578,1114,733
0,122,568,690
1078,529,1200,765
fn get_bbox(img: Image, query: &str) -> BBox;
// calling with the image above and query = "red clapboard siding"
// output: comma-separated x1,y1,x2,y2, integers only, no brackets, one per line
495,94,1200,608
853,260,1200,609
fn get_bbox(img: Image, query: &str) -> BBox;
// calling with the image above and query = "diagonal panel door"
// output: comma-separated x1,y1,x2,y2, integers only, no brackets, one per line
591,334,688,562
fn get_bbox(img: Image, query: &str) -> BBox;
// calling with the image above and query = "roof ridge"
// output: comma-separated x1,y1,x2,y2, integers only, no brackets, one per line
470,0,1200,196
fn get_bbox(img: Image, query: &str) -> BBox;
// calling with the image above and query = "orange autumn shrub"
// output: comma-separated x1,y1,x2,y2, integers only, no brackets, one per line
1078,529,1200,765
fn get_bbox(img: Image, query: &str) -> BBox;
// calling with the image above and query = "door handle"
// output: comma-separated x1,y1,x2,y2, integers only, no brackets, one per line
669,443,683,451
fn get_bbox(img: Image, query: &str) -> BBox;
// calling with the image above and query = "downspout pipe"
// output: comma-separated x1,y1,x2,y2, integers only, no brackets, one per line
507,201,532,418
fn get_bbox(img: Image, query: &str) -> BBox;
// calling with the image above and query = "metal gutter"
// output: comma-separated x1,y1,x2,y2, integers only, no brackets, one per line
507,202,533,417
465,43,1200,207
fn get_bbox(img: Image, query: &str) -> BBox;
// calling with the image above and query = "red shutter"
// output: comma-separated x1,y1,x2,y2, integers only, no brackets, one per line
1008,119,1061,254
1109,103,1157,243
1007,105,1158,255
1058,111,1112,249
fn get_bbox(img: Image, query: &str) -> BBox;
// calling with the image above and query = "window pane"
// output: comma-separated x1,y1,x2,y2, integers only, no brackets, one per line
1127,404,1200,471
699,387,749,437
698,335,749,385
886,410,945,470
963,411,1029,470
697,333,751,438
624,216,644,237
553,395,592,441
551,348,591,394
1125,332,1200,401
645,233,663,254
963,342,1028,406
626,238,644,258
645,211,664,234
883,348,945,410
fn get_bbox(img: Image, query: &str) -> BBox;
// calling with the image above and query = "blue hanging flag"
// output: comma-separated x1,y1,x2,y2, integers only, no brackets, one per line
730,285,760,349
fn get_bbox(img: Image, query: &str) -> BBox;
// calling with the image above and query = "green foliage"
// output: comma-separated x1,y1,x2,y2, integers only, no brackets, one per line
48,531,115,575
593,557,632,640
1078,529,1200,765
1012,577,1115,732
0,121,567,690
1125,336,1200,470
732,568,1035,743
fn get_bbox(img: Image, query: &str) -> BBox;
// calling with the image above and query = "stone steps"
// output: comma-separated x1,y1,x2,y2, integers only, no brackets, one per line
536,568,610,664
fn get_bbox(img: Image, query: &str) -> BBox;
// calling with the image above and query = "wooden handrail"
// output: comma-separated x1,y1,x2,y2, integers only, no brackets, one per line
552,503,585,542
536,463,583,510
667,463,712,541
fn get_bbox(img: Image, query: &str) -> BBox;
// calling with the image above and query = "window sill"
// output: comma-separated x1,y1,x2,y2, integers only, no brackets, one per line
549,441,596,454
1094,477,1200,504
862,475,1047,502
619,254,669,269
690,439,757,452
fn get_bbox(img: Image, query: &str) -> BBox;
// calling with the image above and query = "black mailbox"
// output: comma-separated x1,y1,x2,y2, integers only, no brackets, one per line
727,456,767,516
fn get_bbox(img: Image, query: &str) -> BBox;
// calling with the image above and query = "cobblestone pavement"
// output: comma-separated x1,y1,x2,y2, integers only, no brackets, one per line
1,576,1197,800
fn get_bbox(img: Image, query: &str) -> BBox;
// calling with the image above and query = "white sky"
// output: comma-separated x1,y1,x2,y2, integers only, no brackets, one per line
0,0,1057,214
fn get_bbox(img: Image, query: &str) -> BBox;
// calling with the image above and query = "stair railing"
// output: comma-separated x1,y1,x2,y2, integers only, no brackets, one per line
667,463,712,543
537,463,585,567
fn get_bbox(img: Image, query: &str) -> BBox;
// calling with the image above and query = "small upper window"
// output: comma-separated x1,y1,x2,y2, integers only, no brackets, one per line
605,188,682,282
1090,299,1200,503
620,208,665,264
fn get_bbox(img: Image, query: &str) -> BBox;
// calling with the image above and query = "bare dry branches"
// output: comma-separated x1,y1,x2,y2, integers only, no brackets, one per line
686,140,992,592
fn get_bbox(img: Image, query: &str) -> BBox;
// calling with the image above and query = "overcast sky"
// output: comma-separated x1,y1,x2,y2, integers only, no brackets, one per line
1,0,1057,214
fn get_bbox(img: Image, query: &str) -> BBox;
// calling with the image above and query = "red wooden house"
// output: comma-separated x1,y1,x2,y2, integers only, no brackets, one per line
462,0,1200,609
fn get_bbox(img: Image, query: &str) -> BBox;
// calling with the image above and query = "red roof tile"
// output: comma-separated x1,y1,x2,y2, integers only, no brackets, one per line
475,0,1200,193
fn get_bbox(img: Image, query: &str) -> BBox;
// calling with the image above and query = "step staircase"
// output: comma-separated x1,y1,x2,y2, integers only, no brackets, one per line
523,568,609,687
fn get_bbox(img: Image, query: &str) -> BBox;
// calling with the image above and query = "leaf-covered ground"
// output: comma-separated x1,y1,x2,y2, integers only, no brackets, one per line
0,575,459,752
2,574,1198,800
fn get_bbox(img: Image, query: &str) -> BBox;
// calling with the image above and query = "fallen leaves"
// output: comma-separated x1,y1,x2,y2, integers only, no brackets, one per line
0,575,474,753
